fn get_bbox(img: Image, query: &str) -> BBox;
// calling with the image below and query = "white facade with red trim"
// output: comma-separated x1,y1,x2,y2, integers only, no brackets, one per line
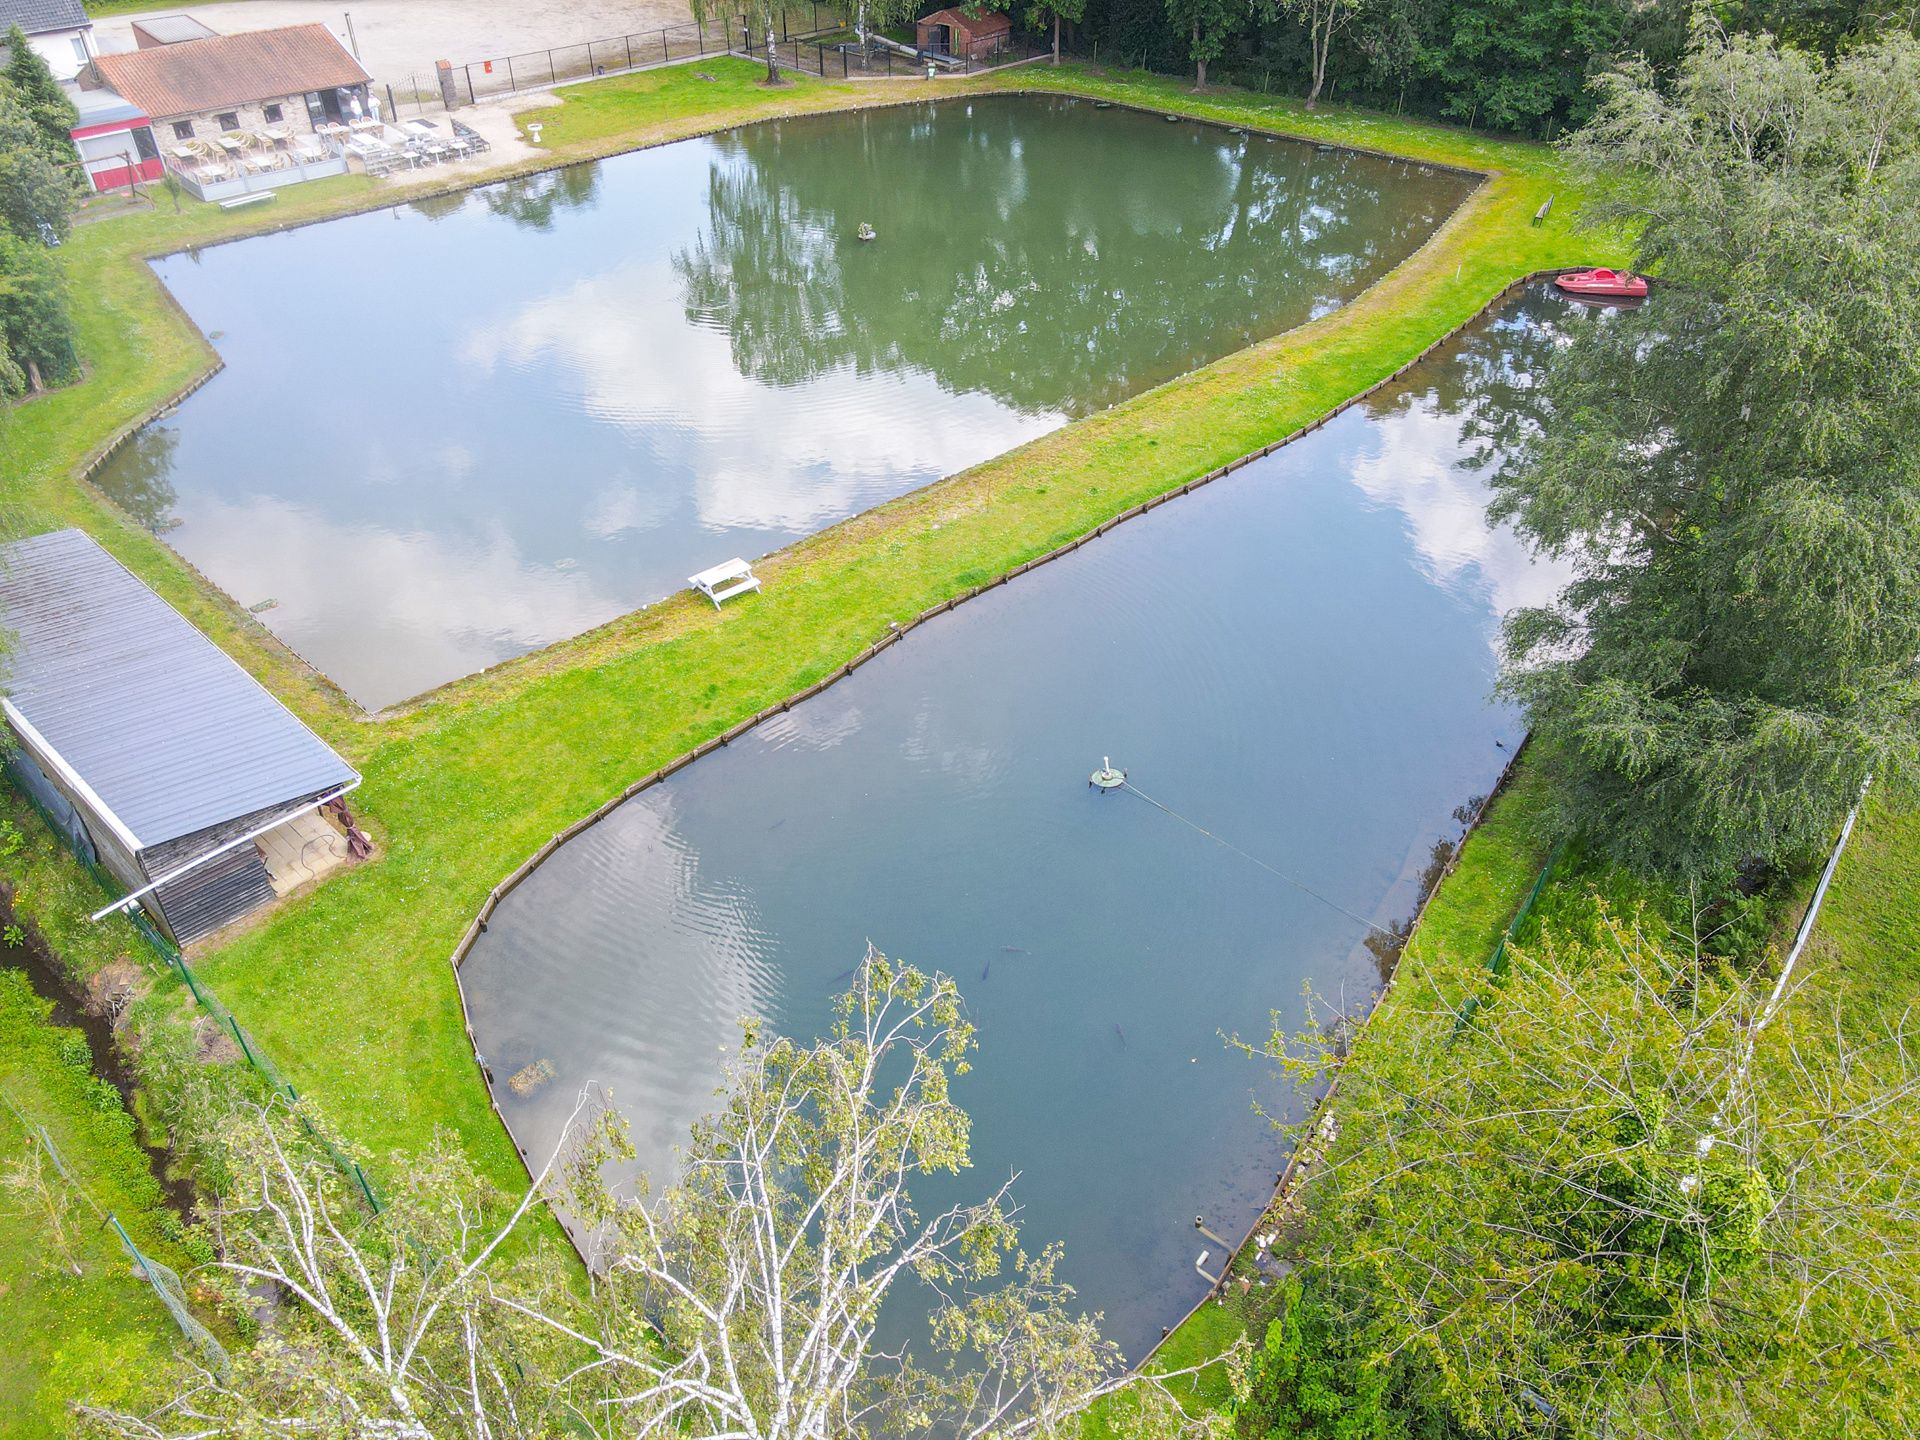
70,85,162,192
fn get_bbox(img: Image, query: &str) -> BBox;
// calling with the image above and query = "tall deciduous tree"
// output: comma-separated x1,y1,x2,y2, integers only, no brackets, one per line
0,84,72,244
1275,0,1360,106
1029,0,1089,62
0,230,78,392
4,26,79,170
1490,25,1920,880
1265,910,1920,1435
1165,0,1251,86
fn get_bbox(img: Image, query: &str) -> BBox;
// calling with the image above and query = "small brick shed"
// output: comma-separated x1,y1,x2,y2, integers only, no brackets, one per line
915,7,1011,59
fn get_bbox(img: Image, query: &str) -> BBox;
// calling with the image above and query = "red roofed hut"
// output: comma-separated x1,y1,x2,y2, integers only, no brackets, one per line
915,7,1012,60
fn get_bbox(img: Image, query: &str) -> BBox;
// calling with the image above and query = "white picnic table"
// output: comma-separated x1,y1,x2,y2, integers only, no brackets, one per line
689,558,762,609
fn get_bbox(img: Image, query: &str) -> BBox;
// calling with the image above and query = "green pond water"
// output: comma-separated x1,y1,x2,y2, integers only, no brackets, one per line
94,95,1473,708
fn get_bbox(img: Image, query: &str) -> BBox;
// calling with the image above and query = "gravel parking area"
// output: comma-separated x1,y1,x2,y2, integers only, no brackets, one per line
93,0,699,88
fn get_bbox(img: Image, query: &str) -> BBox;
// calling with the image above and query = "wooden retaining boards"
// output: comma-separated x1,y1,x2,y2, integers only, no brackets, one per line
1132,730,1536,1374
445,269,1574,1251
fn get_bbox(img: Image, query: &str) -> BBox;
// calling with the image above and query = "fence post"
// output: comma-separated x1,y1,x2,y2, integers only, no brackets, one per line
546,49,555,83
506,54,515,91
354,1163,379,1212
227,1015,256,1069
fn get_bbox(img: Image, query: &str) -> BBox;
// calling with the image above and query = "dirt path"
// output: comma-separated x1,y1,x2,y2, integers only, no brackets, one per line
92,0,699,88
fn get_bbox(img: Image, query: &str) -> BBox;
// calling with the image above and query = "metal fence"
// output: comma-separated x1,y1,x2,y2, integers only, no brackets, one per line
2,1092,229,1369
387,4,848,111
764,34,1052,79
3,761,382,1213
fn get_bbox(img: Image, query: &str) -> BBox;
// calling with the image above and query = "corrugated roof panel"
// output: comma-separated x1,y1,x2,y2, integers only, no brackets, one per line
0,529,358,849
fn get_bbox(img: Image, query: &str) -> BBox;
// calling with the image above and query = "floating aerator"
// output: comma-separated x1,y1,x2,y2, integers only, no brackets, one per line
1090,756,1126,790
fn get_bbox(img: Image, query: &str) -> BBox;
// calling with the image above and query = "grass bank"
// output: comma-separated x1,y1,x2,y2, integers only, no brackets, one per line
8,58,1618,1204
0,965,194,1436
0,794,232,1432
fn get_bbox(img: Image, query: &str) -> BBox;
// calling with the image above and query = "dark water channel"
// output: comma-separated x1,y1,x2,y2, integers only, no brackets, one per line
93,96,1472,708
459,284,1584,1361
0,886,197,1216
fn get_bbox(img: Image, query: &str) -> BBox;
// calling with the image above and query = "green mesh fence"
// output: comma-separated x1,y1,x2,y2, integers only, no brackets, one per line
3,1095,229,1371
110,1214,230,1373
1452,841,1566,1034
4,765,381,1212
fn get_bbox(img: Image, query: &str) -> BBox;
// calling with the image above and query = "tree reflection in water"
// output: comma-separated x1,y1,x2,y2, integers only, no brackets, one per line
674,98,1467,415
93,425,181,534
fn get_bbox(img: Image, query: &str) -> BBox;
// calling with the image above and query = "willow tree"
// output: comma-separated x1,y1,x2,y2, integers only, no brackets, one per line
853,0,918,50
1489,25,1920,880
689,0,788,83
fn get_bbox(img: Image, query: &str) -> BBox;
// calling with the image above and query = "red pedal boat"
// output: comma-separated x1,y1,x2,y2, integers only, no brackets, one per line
1554,267,1649,299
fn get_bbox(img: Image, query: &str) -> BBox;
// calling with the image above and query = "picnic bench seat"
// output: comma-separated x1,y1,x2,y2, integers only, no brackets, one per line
219,191,276,209
689,558,762,609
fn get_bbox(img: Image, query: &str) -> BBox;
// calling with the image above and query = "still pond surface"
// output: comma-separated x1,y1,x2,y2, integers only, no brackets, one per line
97,96,1472,708
460,284,1582,1361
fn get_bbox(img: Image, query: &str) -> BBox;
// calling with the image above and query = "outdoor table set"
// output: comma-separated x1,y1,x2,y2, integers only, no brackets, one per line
169,128,309,184
348,118,490,176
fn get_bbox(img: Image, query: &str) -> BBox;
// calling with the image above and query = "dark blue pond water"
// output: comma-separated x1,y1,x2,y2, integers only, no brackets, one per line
459,284,1580,1359
91,95,1472,709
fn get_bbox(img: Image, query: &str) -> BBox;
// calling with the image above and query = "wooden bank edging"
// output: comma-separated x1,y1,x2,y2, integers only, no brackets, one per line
1131,729,1536,1376
444,268,1576,1258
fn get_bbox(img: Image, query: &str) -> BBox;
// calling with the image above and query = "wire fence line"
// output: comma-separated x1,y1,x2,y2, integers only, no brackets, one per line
764,34,1053,80
3,760,382,1214
1,1091,229,1370
385,4,848,111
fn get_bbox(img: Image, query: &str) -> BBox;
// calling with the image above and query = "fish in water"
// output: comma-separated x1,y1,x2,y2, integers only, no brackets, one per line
830,966,855,986
1000,945,1027,954
981,957,991,981
1114,1023,1127,1047
769,818,787,830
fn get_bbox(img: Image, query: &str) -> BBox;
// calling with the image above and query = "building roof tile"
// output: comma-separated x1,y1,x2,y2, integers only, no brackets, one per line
91,22,368,120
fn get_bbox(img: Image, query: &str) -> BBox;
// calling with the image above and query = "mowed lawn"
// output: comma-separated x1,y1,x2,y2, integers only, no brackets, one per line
12,58,1621,1200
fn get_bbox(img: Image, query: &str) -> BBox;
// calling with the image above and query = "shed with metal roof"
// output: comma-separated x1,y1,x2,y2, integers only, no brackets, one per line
131,13,220,48
0,529,360,944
